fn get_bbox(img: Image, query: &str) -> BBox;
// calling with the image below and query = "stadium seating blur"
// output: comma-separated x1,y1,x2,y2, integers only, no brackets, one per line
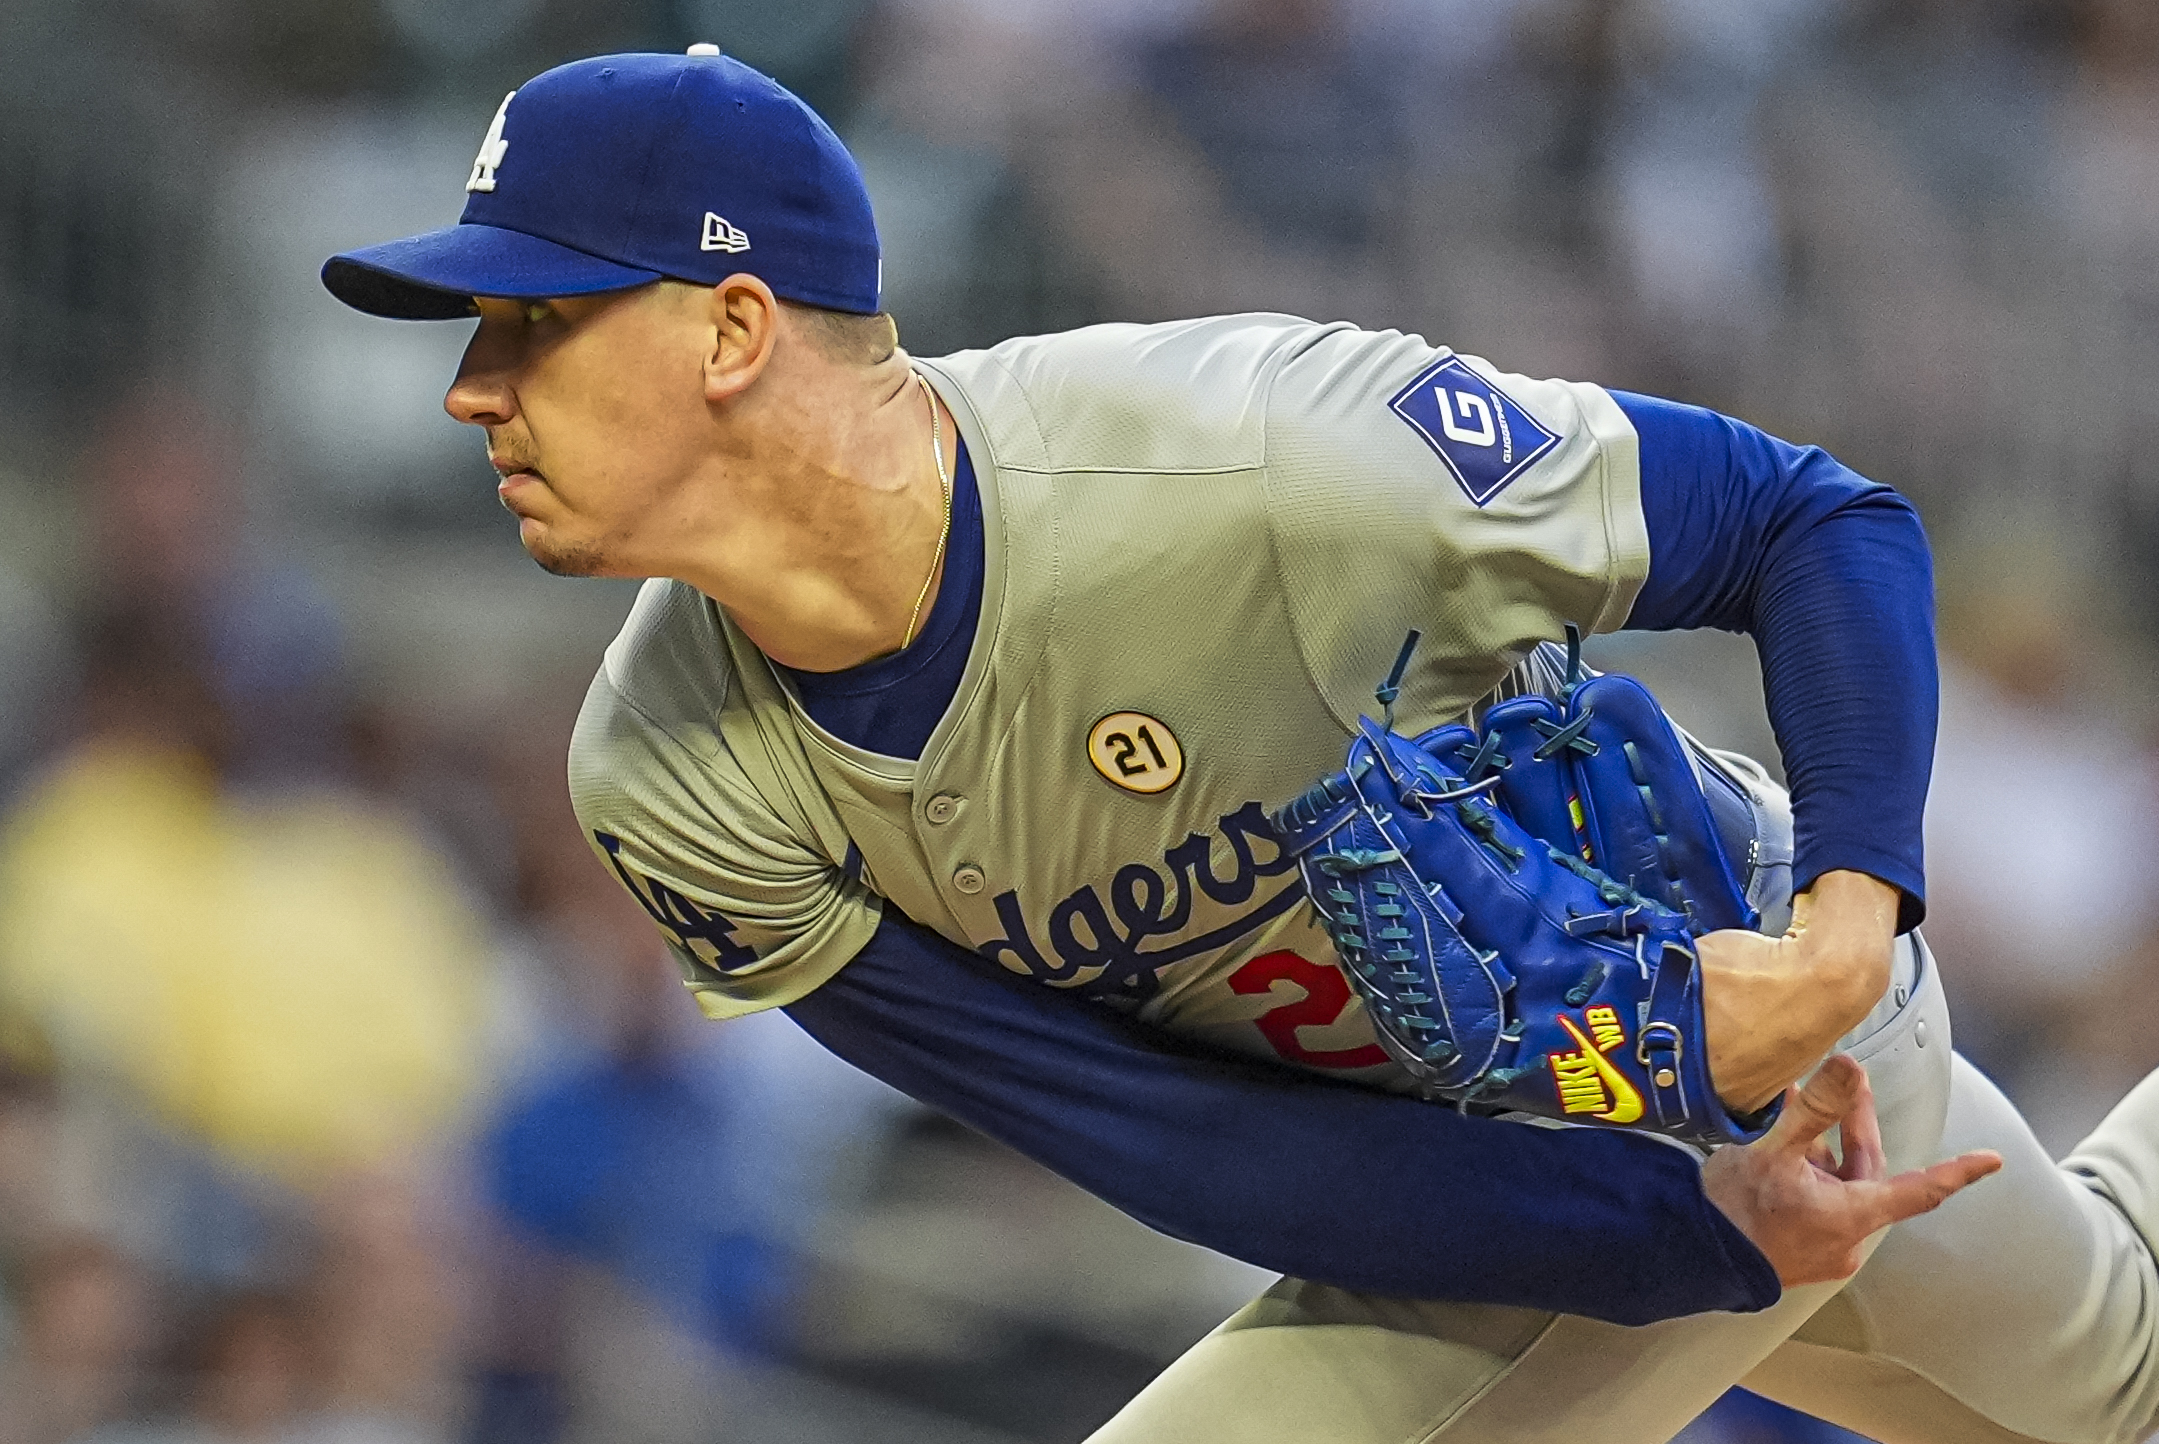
2,1,2155,1438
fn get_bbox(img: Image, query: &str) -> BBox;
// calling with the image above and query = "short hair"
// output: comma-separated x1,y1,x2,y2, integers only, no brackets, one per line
784,300,899,366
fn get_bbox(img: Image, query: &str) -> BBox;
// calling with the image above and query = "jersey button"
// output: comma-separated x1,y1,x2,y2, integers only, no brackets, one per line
925,794,961,825
952,864,986,894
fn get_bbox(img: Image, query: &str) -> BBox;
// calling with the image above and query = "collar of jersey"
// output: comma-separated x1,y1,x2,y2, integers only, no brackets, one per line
778,437,982,701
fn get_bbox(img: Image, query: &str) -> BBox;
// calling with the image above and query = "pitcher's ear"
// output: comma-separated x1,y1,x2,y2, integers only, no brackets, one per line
702,273,778,404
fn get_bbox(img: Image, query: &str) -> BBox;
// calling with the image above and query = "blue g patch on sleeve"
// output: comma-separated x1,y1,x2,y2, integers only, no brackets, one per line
1389,356,1559,506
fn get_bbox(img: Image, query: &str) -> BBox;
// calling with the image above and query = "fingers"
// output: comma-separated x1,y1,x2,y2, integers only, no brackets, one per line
1834,1064,1888,1184
1864,1149,2004,1230
1761,1054,1862,1156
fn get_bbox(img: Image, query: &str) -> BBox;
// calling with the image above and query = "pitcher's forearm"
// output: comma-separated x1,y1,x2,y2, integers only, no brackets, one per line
1788,869,1900,1023
1702,870,1901,1113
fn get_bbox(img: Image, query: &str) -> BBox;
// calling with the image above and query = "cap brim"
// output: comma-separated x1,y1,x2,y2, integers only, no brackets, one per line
321,222,664,320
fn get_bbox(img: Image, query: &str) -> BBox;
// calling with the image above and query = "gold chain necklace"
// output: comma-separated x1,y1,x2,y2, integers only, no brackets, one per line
900,371,953,651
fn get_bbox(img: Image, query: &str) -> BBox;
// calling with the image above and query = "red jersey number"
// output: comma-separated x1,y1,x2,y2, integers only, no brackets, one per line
1227,951,1389,1070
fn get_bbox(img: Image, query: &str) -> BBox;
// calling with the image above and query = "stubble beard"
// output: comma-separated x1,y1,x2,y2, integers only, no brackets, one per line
528,537,606,577
509,520,604,578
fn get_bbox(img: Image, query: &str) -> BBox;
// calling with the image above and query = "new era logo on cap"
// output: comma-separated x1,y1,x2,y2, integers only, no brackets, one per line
321,49,881,320
700,213,750,253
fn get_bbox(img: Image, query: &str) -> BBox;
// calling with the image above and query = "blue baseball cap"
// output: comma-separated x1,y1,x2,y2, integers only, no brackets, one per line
321,48,881,320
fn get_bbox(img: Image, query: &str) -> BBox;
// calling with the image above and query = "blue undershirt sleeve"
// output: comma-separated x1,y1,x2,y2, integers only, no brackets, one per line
786,913,1781,1326
1616,392,1935,932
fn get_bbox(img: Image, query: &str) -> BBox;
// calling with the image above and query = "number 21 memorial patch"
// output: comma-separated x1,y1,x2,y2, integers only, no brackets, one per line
1388,356,1559,506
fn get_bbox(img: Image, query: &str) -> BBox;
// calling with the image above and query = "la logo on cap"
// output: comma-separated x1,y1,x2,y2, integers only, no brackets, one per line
700,212,750,253
466,92,514,194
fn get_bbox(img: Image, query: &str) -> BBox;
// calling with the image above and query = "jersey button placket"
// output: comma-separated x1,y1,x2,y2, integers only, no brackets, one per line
952,864,986,895
925,794,961,825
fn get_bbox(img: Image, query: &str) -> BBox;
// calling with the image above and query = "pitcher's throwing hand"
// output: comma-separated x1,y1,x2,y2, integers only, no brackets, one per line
1705,1054,2001,1287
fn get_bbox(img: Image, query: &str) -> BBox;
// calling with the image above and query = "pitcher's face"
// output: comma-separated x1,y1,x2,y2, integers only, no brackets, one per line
445,285,714,578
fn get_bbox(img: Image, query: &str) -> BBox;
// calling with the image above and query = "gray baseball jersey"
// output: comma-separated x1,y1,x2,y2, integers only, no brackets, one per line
569,314,1644,1080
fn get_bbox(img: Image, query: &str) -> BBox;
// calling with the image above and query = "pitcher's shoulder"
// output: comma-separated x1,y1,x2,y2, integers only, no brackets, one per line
578,578,737,767
923,314,1391,475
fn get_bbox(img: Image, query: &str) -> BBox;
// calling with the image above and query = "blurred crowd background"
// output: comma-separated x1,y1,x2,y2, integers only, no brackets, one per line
1,0,2155,1439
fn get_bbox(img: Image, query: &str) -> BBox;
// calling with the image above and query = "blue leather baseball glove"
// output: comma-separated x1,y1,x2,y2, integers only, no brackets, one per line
1271,635,1777,1148
1440,672,1759,937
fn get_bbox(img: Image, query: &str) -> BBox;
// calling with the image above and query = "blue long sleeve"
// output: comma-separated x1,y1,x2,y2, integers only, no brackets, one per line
786,913,1781,1327
1618,392,1935,931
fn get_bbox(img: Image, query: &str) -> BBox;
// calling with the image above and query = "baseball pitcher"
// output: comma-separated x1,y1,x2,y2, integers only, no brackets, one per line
321,50,2159,1444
